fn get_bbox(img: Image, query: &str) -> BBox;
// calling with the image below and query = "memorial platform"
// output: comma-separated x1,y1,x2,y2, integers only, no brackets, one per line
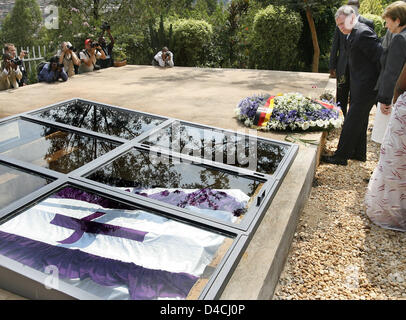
0,65,332,300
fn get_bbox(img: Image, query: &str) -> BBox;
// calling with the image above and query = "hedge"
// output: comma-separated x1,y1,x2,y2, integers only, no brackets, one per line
360,0,384,16
249,5,303,71
362,13,386,38
171,19,213,67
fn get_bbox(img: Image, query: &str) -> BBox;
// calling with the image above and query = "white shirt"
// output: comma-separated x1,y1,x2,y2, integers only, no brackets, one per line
154,51,174,67
78,50,102,73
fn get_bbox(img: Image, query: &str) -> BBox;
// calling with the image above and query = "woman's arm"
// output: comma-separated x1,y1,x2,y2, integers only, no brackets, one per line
394,62,406,104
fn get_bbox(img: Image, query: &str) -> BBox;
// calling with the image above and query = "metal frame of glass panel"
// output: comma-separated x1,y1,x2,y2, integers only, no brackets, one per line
0,98,298,300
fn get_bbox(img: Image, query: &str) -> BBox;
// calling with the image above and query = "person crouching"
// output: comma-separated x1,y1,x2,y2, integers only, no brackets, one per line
38,56,68,83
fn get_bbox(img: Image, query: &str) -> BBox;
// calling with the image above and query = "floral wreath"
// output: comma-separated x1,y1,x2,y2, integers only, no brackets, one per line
235,92,343,132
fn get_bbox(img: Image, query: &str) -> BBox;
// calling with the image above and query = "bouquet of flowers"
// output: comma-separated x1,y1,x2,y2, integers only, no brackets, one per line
235,92,343,132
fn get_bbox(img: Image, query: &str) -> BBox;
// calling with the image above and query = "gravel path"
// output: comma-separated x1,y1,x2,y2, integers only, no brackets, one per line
273,109,406,300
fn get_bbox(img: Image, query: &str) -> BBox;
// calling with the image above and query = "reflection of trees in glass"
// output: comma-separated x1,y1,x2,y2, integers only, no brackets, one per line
145,124,287,174
88,149,261,197
39,101,163,140
0,120,115,174
42,126,117,174
89,150,182,189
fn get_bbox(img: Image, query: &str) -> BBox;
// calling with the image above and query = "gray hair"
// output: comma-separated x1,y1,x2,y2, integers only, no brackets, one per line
335,5,356,19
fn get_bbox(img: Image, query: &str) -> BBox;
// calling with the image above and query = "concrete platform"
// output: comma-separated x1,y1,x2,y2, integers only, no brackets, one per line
0,65,331,300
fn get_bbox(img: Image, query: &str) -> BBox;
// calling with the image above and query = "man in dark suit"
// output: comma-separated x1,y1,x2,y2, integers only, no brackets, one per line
329,0,374,118
322,5,382,166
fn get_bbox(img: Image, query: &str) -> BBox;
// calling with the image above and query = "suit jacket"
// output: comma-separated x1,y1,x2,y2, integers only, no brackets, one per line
347,21,382,101
329,15,375,78
376,28,406,105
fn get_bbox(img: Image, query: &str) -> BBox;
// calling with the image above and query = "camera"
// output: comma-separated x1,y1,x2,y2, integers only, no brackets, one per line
11,57,22,66
67,44,76,52
101,22,110,31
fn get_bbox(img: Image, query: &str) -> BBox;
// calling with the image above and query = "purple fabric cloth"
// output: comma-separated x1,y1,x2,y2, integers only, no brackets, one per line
50,212,148,244
0,230,198,300
131,188,246,217
53,187,134,210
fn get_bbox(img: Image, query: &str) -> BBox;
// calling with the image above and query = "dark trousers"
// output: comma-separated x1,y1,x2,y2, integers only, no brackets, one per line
336,68,350,117
334,93,377,160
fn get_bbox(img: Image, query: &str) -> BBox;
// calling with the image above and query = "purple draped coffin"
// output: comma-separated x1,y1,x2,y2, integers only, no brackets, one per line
0,187,230,300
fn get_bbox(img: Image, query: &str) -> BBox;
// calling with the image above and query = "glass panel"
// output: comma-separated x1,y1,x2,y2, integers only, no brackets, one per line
143,122,288,175
36,101,165,140
86,149,263,224
0,120,118,173
0,186,234,300
0,163,52,209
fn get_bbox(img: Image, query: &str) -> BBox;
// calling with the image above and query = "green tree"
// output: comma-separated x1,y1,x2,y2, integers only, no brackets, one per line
171,19,213,66
250,4,303,70
258,0,342,72
0,0,43,47
359,0,385,15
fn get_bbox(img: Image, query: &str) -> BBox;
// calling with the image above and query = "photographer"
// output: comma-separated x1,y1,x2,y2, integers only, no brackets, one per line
57,41,80,77
153,47,174,68
4,43,28,86
98,22,115,69
38,56,68,83
0,53,23,90
78,38,106,74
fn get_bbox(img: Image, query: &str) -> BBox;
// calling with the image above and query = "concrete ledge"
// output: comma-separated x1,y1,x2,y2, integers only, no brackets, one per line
220,143,319,299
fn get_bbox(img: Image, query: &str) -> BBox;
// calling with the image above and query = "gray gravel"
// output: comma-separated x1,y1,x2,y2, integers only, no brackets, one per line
273,109,406,300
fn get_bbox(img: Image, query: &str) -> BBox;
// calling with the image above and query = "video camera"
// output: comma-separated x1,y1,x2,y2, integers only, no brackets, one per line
101,22,110,31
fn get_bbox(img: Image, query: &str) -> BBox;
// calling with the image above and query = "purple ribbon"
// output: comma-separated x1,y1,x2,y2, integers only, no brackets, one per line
50,212,148,244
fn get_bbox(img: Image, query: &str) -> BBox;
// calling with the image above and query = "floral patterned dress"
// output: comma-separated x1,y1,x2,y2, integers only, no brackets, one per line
365,92,406,232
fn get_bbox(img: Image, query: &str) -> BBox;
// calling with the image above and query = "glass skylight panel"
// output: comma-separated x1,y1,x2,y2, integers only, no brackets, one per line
86,148,264,224
35,101,165,140
0,186,234,300
0,119,118,173
0,163,52,209
142,122,288,175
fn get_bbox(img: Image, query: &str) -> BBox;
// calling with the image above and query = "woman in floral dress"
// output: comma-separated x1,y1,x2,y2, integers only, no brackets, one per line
365,62,406,231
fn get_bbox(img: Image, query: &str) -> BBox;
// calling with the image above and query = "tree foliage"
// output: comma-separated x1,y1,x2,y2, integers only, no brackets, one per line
250,4,303,70
362,13,386,37
171,19,213,66
359,0,385,16
0,0,43,47
2,0,392,74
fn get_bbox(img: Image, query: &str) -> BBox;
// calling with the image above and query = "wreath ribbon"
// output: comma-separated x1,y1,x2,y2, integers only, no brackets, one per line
312,99,336,110
253,96,276,128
